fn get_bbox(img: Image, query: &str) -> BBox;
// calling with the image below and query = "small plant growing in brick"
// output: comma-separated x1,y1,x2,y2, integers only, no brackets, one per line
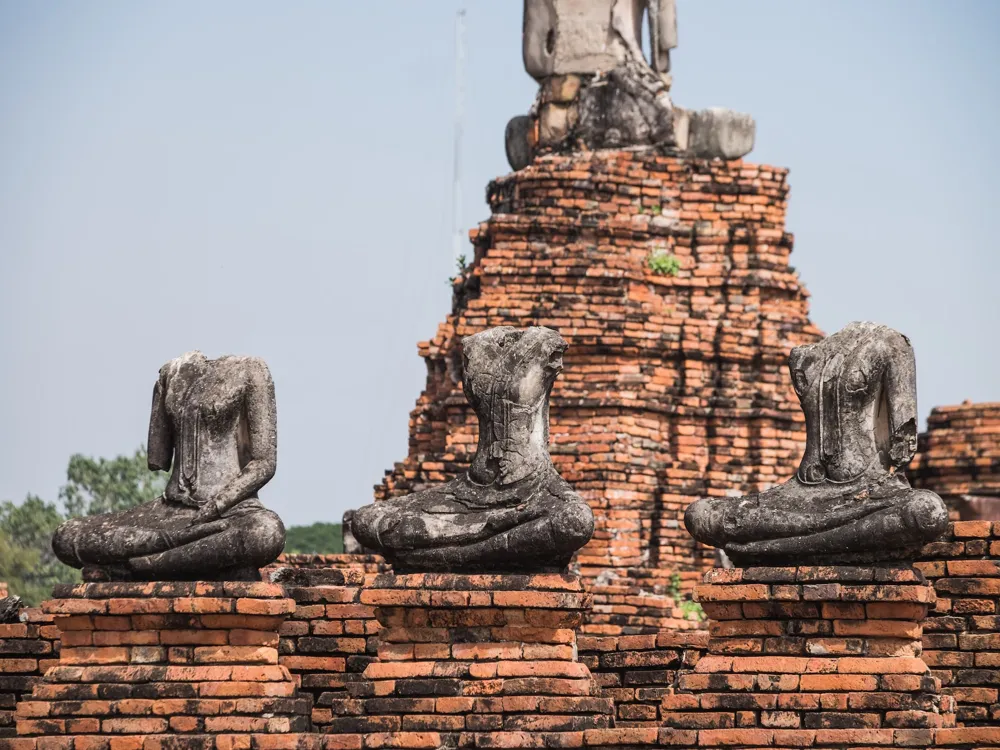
647,249,680,276
668,571,705,621
668,572,683,599
448,254,470,285
680,599,705,621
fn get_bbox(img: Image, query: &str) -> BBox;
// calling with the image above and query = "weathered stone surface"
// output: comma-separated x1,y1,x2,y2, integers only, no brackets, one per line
523,0,676,80
515,0,680,162
355,327,594,573
52,351,285,581
686,322,949,565
511,1,755,165
0,596,21,624
342,509,365,554
575,59,676,151
504,114,534,171
378,151,822,621
686,107,756,160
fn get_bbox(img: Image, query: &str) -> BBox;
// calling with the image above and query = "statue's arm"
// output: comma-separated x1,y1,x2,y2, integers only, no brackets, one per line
147,367,173,472
652,0,678,72
883,333,919,467
212,358,278,514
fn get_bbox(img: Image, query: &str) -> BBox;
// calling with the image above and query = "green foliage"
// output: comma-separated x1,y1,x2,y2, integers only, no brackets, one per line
283,522,343,554
667,572,683,600
0,495,78,605
0,446,163,605
665,571,706,622
448,254,470,285
680,599,705,621
647,249,680,277
61,448,166,517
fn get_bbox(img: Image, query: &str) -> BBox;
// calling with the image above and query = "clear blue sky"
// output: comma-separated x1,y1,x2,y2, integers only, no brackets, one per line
1,1,998,527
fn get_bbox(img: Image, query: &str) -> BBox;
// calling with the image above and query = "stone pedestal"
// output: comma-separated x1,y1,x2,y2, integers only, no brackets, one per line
657,566,957,748
356,573,613,748
14,582,310,741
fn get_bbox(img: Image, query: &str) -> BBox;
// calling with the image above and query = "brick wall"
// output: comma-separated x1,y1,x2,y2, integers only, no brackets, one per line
0,609,58,737
917,520,1000,725
579,631,708,727
911,402,1000,520
265,553,387,576
278,570,381,732
14,582,310,740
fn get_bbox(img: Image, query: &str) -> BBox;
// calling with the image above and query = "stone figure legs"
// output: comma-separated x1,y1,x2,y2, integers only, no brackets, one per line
685,476,948,565
52,498,285,581
353,483,594,573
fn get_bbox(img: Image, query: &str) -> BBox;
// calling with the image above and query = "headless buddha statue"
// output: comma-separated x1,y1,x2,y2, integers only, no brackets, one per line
52,351,285,581
685,322,948,565
353,326,594,573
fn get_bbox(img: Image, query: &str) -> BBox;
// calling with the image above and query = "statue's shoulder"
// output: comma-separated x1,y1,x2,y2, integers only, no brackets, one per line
157,350,204,385
219,355,273,382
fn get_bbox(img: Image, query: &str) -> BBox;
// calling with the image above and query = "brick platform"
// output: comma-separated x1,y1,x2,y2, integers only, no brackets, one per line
376,151,823,600
14,582,310,739
277,569,381,731
579,631,708,727
265,553,389,576
354,572,614,748
6,732,445,750
655,566,959,748
0,608,58,737
917,520,1000,725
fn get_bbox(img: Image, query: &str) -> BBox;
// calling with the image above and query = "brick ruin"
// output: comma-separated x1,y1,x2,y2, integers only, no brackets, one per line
3,524,1000,749
3,7,999,746
912,402,1000,521
376,151,822,632
4,111,1000,750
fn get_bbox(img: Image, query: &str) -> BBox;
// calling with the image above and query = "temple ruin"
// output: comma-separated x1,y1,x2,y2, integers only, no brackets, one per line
2,3,999,749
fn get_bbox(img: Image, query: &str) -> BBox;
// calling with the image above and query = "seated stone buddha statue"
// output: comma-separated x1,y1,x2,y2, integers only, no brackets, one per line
685,321,948,565
353,326,595,573
52,351,286,581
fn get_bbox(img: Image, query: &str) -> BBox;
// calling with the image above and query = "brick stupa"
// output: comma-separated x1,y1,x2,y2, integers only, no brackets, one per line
376,150,822,633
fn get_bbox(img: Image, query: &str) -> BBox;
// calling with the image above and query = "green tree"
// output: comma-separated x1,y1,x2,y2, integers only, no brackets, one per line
0,494,77,605
283,522,343,554
61,447,166,517
0,446,164,605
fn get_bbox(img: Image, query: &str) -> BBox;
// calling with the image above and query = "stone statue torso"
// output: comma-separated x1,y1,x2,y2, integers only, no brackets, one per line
155,352,262,508
791,321,916,488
